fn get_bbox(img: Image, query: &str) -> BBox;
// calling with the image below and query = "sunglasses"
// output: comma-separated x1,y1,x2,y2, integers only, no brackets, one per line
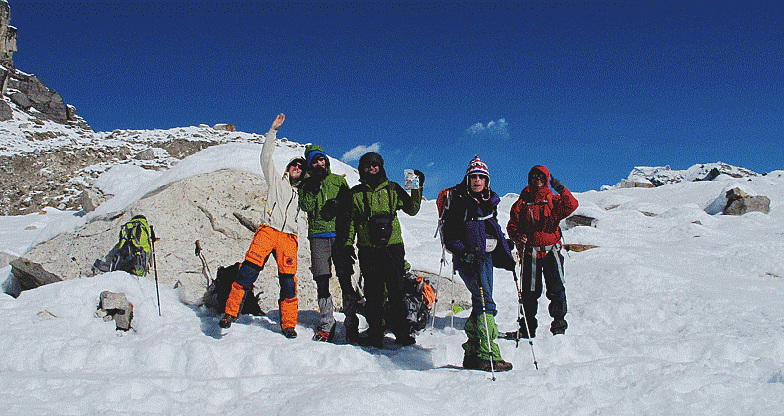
468,174,486,180
288,162,303,170
363,162,380,169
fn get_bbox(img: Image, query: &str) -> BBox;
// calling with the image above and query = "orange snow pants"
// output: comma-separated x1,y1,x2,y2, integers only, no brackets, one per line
225,226,299,329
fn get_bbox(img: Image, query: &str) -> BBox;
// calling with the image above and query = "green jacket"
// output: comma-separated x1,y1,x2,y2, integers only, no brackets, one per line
298,167,350,237
347,180,422,247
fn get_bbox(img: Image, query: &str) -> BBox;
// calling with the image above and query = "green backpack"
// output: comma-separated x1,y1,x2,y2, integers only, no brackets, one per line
113,215,153,276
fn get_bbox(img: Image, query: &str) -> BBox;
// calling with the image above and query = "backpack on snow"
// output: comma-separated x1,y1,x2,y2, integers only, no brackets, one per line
203,262,265,316
112,215,153,276
403,271,437,332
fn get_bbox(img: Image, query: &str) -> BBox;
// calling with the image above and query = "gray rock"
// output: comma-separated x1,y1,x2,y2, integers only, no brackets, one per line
0,99,11,121
135,148,156,160
98,291,134,331
723,188,770,215
10,91,31,109
563,214,597,229
9,257,63,291
80,189,102,213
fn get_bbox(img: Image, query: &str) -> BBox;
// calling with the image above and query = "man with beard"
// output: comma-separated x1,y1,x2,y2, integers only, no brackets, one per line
299,145,360,343
346,152,424,348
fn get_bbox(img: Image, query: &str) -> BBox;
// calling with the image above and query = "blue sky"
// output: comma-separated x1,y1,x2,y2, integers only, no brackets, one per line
10,1,783,198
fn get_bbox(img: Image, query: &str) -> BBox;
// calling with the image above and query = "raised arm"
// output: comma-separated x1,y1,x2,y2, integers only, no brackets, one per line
260,113,285,181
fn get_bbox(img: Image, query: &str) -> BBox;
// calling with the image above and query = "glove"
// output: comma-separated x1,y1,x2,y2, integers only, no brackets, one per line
506,239,515,251
550,175,565,194
414,169,425,187
304,178,321,193
321,198,339,219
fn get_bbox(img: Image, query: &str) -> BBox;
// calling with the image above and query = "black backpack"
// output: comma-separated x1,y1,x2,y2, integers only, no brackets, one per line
203,262,264,316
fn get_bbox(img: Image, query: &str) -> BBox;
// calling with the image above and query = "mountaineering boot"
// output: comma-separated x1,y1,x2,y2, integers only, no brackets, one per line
342,288,361,344
312,323,336,342
462,355,513,372
282,327,298,339
551,319,567,335
394,333,416,346
357,330,384,348
313,297,336,342
344,317,359,345
218,313,237,328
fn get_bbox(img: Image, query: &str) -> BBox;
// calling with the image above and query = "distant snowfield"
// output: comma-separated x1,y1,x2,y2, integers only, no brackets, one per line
1,143,783,415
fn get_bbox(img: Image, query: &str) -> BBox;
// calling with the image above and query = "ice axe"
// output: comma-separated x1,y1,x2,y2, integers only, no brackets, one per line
195,240,212,285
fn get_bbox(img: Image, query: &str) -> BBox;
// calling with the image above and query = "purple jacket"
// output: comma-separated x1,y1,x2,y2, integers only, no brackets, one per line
442,182,515,271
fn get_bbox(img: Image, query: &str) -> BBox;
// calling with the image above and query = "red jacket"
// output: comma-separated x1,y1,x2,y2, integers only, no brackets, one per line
507,166,578,252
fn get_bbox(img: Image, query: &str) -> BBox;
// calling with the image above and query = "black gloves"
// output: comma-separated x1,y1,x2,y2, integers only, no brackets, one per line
461,251,477,265
321,198,339,219
550,175,565,194
414,169,425,187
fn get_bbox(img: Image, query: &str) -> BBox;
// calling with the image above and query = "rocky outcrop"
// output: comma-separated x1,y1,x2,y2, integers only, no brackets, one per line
607,163,760,190
723,188,770,215
0,1,16,66
4,69,91,128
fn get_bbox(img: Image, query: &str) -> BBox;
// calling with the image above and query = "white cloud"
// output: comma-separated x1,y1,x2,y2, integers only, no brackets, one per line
466,118,509,140
341,142,381,163
466,122,484,135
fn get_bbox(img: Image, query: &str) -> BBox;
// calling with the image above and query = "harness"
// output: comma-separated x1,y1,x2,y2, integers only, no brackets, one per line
524,244,564,291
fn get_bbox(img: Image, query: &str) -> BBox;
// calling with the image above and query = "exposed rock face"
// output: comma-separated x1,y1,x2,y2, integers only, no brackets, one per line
0,1,16,66
0,147,133,215
4,69,91,128
723,187,770,215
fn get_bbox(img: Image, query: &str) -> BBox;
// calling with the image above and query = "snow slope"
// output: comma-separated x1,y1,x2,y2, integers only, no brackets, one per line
1,143,783,415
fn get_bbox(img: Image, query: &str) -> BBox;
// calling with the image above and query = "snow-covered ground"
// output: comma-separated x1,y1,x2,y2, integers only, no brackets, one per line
1,142,783,415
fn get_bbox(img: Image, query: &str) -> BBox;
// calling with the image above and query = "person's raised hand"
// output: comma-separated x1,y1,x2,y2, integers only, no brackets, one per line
271,113,285,130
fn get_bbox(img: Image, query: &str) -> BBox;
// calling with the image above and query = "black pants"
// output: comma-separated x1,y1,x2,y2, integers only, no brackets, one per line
521,250,567,331
358,243,407,339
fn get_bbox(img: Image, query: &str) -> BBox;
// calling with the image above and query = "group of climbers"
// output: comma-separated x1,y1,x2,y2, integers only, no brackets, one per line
217,113,578,374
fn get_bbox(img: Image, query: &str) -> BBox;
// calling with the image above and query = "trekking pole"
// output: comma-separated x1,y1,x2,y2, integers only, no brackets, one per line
150,226,161,317
478,282,496,381
428,245,447,331
513,262,538,370
195,240,212,286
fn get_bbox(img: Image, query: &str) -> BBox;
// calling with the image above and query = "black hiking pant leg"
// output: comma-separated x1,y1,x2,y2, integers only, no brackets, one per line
359,244,406,339
542,251,567,320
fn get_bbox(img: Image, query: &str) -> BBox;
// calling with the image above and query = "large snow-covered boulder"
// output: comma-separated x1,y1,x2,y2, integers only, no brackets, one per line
10,169,324,312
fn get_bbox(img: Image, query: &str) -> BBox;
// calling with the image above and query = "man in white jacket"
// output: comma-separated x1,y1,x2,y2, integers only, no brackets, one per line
219,113,305,339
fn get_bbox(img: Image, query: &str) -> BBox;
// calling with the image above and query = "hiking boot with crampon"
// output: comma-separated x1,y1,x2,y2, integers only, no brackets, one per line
282,327,297,339
218,313,237,329
312,324,336,342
